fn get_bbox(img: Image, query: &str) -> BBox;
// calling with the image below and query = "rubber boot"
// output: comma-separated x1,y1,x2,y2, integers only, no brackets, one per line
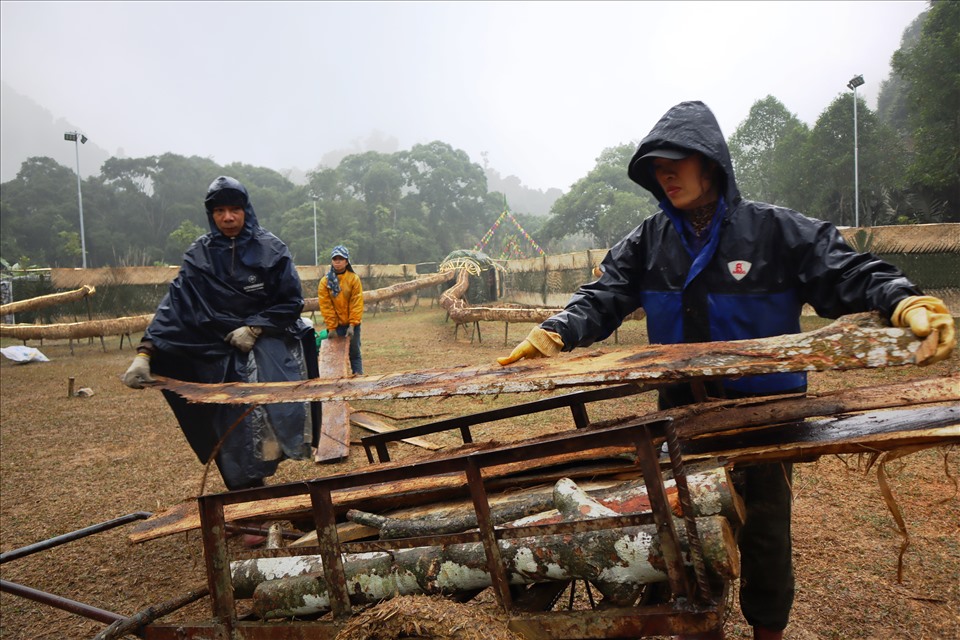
753,627,784,640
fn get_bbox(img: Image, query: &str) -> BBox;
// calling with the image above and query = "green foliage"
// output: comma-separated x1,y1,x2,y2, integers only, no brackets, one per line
540,143,657,247
891,1,960,214
166,220,206,260
728,96,806,204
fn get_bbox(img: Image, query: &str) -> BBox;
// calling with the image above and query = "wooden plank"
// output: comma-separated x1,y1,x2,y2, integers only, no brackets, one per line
314,335,351,464
158,313,935,406
349,409,443,451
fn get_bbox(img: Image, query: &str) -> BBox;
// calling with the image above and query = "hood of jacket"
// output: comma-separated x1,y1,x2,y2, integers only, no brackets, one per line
627,101,741,206
203,176,260,238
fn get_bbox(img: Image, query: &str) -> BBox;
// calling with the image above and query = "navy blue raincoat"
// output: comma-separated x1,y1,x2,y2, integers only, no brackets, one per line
145,177,318,489
541,101,920,405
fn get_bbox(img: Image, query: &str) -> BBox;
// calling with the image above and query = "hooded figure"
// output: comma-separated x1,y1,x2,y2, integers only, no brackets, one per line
123,176,319,490
498,102,953,639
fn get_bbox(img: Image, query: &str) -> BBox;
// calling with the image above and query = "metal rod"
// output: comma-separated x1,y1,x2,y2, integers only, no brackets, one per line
0,512,152,564
73,135,87,268
664,420,713,602
853,85,860,227
0,579,123,625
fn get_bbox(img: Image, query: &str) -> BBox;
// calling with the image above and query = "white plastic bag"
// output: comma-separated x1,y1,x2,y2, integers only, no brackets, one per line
0,346,50,363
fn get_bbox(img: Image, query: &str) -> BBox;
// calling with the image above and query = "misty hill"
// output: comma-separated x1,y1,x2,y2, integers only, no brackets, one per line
1,81,112,182
484,168,563,216
2,82,564,215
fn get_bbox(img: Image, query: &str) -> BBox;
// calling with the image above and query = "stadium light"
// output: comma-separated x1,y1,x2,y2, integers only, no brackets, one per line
846,75,864,227
63,130,88,268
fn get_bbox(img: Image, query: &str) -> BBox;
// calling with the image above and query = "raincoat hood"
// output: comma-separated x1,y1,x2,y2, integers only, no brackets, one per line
203,176,260,237
627,101,741,206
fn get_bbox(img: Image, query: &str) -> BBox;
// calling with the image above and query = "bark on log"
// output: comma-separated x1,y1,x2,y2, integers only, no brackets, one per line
314,336,351,463
239,515,737,617
449,305,564,324
0,285,95,315
346,467,742,539
0,314,153,340
303,270,455,312
159,313,934,405
671,373,960,440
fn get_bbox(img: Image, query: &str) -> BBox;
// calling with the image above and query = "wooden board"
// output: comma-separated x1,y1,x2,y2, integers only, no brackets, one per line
349,409,443,451
314,335,351,463
158,313,935,406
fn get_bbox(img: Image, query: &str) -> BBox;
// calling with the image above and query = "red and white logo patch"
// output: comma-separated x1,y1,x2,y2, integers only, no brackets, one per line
727,260,751,281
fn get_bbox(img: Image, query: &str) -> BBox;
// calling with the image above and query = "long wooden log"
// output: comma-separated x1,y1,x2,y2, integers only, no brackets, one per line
158,313,935,405
0,285,95,315
303,270,456,312
240,515,738,617
345,467,742,539
0,314,153,340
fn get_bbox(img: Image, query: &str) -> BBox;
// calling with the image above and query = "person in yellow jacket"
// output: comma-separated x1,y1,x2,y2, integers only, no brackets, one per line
318,245,364,374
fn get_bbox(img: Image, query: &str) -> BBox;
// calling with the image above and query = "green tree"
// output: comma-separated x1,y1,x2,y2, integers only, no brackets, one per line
166,219,206,259
795,96,906,227
728,96,807,204
395,141,489,259
0,157,81,266
877,13,925,136
891,1,960,216
540,143,656,248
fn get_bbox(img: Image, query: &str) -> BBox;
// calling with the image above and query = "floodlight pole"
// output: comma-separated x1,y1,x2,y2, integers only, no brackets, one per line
64,131,88,268
311,195,319,267
847,75,864,228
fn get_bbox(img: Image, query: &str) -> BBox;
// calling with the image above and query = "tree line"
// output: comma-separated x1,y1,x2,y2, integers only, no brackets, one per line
1,2,955,270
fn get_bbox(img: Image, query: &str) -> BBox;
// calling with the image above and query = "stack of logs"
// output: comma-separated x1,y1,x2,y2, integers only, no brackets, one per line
230,467,742,619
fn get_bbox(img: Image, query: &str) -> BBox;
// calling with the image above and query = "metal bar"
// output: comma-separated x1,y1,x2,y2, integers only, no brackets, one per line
360,384,648,461
1,512,152,564
0,579,124,626
570,401,589,429
632,424,692,600
215,414,673,507
197,495,234,634
310,484,352,618
466,457,513,611
664,419,713,602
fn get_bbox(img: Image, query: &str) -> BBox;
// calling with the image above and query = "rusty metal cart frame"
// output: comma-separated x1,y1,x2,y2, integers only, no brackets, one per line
1,387,728,639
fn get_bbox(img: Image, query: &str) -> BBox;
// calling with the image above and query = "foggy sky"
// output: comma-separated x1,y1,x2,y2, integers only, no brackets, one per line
0,1,928,192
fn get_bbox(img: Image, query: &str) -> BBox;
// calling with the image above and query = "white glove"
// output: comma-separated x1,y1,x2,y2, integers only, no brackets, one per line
122,353,156,389
345,325,355,338
225,326,262,353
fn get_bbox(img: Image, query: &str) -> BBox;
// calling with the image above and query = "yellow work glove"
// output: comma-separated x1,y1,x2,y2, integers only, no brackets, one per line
891,295,956,365
121,353,156,389
497,327,564,366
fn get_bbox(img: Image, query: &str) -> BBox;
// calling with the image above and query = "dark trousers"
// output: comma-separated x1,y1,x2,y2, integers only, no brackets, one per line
734,462,795,630
660,382,797,631
336,324,363,374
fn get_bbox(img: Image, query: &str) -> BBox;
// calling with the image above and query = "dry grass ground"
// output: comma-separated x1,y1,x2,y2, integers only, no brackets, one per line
1,306,957,639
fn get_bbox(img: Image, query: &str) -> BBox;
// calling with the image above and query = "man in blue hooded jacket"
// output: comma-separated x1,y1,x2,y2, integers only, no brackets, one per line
122,176,319,491
499,102,955,639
